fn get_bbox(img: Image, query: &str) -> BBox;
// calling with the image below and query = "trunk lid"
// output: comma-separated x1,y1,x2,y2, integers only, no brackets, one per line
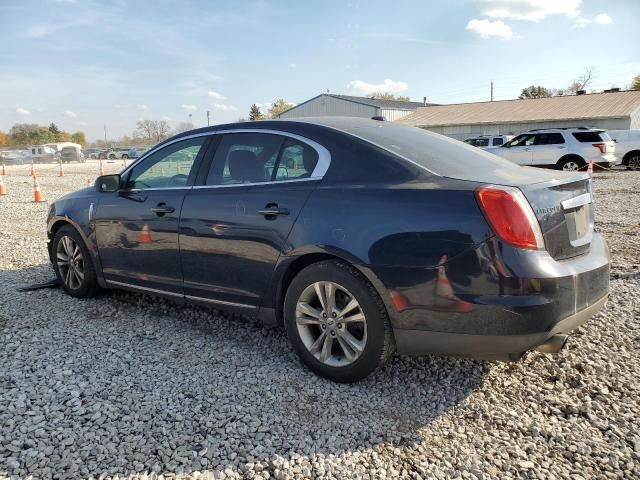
519,173,593,260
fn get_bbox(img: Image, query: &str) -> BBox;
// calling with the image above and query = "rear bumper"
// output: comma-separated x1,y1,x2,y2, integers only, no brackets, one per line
394,294,607,359
377,233,609,358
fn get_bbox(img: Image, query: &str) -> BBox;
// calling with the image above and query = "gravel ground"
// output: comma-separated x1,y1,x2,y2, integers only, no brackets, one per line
1,161,639,480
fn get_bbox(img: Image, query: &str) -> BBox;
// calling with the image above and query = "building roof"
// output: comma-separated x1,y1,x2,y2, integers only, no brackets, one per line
327,94,433,110
279,93,435,117
398,90,640,127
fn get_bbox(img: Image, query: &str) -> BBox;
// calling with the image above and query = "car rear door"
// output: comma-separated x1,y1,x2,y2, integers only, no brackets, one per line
178,130,328,309
94,135,211,294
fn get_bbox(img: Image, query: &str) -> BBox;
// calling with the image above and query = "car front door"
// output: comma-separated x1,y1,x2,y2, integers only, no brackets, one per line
531,132,566,166
94,135,210,294
498,134,534,165
179,131,327,310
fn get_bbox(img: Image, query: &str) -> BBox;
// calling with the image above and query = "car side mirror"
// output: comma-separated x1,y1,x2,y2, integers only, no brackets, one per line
96,174,121,192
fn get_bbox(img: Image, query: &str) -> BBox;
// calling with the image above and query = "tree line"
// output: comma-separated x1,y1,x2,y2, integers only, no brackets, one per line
519,69,640,99
0,123,86,147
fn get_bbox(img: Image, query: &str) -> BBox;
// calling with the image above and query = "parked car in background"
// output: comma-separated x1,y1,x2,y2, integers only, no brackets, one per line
107,148,132,159
0,149,31,165
84,148,104,159
127,146,151,159
60,145,85,163
607,129,640,170
464,134,513,149
30,145,58,163
47,118,609,382
489,127,617,171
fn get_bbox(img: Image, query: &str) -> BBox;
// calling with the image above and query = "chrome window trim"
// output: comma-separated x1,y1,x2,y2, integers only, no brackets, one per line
121,128,331,187
127,187,191,192
192,177,320,190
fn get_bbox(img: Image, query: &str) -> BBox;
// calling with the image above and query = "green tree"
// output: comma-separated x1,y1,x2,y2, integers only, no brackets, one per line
268,99,295,119
249,104,264,121
632,74,640,91
368,92,411,102
71,131,86,145
519,85,552,99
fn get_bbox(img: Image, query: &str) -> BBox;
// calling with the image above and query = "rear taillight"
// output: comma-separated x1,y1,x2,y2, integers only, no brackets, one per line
592,143,606,154
475,186,544,250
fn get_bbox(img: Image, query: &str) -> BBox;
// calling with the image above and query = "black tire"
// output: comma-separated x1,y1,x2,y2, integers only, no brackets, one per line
52,225,100,298
122,154,129,159
626,153,640,171
283,260,395,383
108,154,116,159
557,156,585,172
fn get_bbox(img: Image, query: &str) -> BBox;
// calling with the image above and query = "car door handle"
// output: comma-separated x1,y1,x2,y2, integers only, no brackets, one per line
524,148,532,151
257,205,289,216
151,204,175,214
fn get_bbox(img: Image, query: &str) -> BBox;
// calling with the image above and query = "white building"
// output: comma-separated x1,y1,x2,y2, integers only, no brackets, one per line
398,90,640,140
279,94,434,122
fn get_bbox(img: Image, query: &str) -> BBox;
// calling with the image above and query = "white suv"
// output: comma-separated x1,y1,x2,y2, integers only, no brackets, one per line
607,130,640,170
464,134,513,150
488,127,617,171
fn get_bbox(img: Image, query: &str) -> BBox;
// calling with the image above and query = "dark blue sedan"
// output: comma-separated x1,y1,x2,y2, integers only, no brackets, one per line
47,117,609,382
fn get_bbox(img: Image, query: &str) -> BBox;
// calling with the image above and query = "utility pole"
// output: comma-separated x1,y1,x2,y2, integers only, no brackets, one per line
104,125,107,144
207,110,210,126
490,81,494,102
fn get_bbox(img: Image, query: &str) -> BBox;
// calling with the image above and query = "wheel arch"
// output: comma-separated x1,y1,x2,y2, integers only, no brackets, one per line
556,154,585,167
268,249,394,327
622,150,640,165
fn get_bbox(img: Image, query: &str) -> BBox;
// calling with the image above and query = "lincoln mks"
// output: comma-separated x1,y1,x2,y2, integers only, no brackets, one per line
47,117,609,382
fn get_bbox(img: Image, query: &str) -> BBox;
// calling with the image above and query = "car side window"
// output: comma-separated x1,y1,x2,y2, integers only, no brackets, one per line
206,133,285,186
535,133,565,145
126,136,207,190
274,138,319,181
493,137,504,146
506,134,534,147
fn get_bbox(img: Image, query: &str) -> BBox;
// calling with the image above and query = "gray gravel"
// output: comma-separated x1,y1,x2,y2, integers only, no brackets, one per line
1,161,639,479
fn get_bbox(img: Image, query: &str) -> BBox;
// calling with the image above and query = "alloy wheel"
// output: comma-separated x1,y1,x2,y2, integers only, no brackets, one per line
629,156,640,171
56,235,85,290
295,281,367,367
562,161,580,171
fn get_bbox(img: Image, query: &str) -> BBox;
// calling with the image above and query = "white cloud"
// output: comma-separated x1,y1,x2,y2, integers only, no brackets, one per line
181,104,198,111
63,110,77,118
16,107,32,116
136,104,148,110
346,78,409,95
213,103,237,111
573,12,613,28
207,90,225,100
480,0,581,22
594,13,612,24
466,19,513,38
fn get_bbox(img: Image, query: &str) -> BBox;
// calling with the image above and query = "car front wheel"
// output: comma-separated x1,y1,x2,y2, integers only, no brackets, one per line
52,226,100,298
557,157,584,171
283,260,395,383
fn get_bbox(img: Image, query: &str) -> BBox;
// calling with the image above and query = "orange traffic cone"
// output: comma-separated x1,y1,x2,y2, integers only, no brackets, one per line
139,224,152,244
176,162,180,174
58,161,65,177
161,166,165,176
2,162,6,176
435,255,473,313
33,176,44,203
0,175,6,195
86,178,92,187
99,160,105,176
30,162,36,177
122,159,127,169
587,160,594,177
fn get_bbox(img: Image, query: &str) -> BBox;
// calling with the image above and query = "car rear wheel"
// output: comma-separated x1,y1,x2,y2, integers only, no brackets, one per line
283,260,395,383
627,154,640,171
52,226,100,298
557,157,584,172
108,154,116,159
122,154,129,159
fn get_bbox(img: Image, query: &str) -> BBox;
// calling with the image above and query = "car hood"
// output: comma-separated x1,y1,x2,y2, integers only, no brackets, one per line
54,186,96,204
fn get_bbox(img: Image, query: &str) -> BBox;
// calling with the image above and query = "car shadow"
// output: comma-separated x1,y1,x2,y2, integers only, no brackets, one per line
0,264,488,478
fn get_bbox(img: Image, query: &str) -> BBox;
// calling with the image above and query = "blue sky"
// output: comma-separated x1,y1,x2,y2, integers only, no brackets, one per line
1,0,639,141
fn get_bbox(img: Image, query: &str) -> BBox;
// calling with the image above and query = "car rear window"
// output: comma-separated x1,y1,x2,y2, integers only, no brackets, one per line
572,131,611,142
315,118,527,179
